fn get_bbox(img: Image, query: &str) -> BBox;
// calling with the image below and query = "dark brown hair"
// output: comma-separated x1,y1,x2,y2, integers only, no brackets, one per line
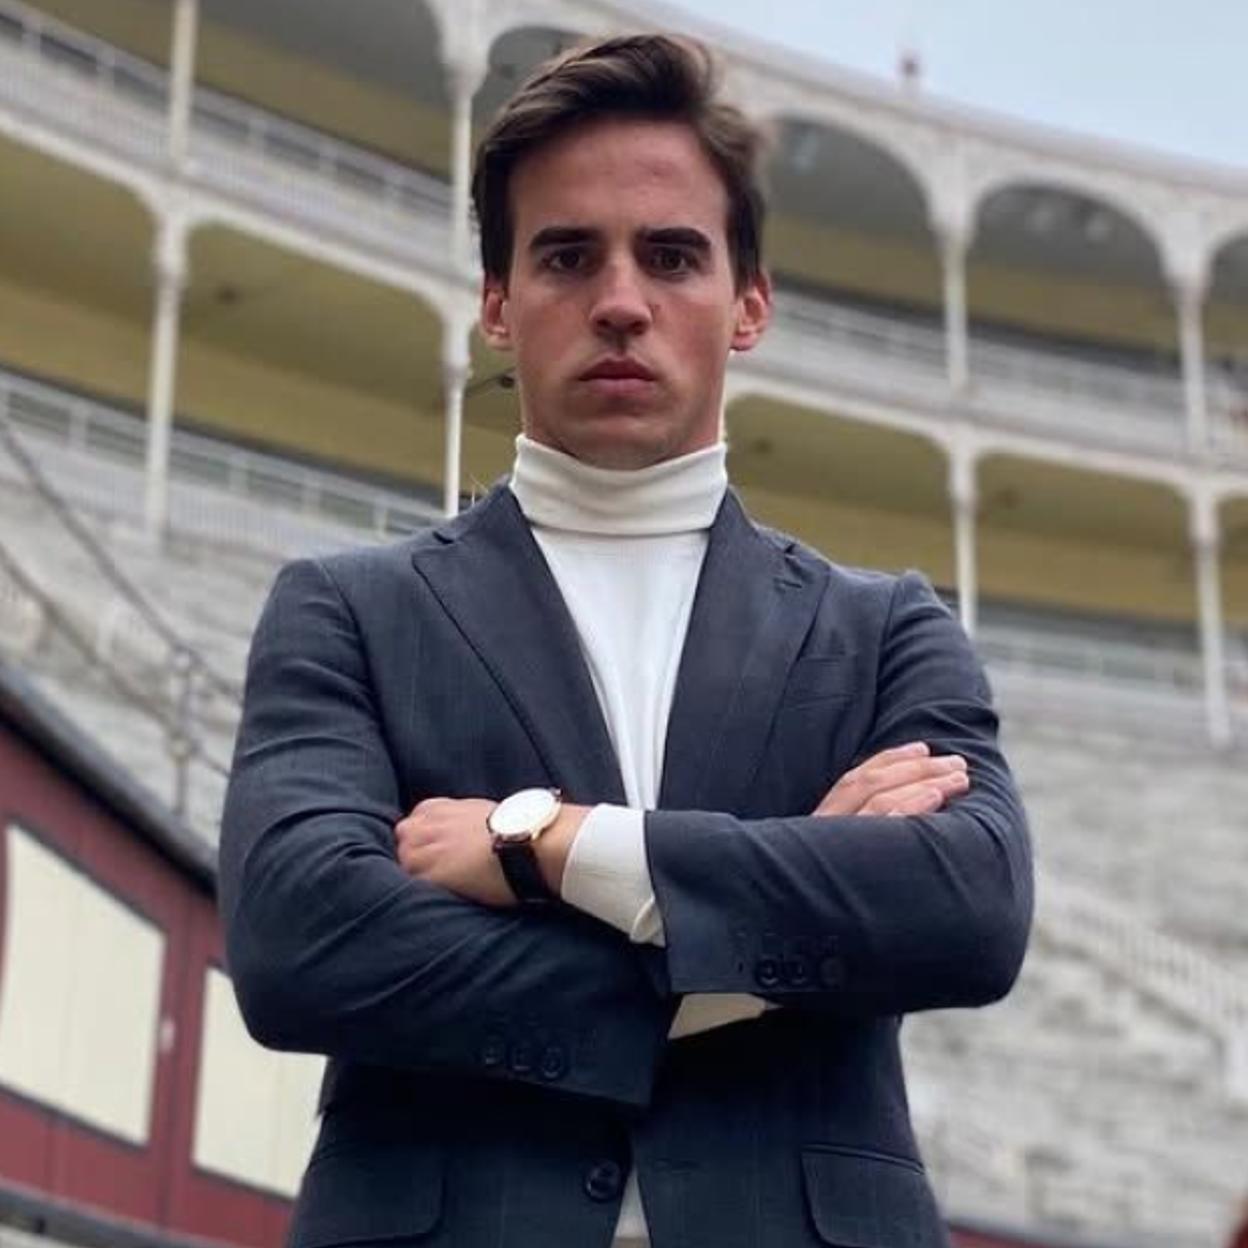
471,34,768,289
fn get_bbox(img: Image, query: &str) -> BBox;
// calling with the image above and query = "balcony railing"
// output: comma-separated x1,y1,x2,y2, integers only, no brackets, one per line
0,0,450,266
0,0,1233,467
764,291,1187,454
0,367,441,551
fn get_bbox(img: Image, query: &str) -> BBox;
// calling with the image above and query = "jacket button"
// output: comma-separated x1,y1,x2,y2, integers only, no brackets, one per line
754,957,781,989
584,1159,624,1202
508,1040,535,1074
818,954,845,988
480,1033,506,1068
783,956,811,987
539,1044,568,1081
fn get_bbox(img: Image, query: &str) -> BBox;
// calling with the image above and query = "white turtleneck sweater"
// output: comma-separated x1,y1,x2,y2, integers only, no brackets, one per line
509,434,769,1245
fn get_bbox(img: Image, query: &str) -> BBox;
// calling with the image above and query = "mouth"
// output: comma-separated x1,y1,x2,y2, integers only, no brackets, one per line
579,358,658,384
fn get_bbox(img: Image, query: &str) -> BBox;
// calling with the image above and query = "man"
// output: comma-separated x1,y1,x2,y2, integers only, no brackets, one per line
219,34,1032,1248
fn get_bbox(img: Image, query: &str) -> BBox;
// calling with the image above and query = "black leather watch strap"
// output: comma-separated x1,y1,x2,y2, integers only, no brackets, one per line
495,840,555,905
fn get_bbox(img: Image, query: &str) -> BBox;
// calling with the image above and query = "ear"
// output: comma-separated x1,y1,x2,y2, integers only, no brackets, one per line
480,278,513,351
731,269,772,354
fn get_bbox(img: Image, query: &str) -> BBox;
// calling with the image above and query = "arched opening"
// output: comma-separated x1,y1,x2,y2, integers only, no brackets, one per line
724,395,950,579
183,225,461,498
1205,234,1248,456
197,0,449,175
0,136,152,405
477,27,583,121
765,117,939,320
974,454,1197,728
1221,496,1248,687
968,184,1179,439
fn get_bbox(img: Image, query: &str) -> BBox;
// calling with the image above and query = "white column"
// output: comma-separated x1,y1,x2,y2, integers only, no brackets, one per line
168,0,200,168
143,217,189,539
1175,278,1210,453
939,229,970,392
1189,493,1231,747
446,55,487,274
948,448,978,636
441,313,473,516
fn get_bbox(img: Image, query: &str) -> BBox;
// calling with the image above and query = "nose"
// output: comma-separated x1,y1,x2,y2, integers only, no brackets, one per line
590,259,652,341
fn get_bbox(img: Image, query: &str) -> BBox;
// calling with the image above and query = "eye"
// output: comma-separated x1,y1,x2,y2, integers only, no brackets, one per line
541,247,588,274
649,246,698,276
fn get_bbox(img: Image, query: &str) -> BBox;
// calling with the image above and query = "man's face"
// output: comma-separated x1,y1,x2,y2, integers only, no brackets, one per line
480,118,772,470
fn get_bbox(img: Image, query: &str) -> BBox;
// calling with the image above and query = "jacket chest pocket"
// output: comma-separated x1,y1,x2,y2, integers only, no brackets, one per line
781,655,858,709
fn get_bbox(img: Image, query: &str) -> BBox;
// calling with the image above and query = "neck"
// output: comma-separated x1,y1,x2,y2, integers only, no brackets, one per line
509,434,728,537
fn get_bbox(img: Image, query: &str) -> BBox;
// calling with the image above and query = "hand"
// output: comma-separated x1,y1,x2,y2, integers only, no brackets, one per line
394,798,591,906
394,798,513,907
812,741,968,818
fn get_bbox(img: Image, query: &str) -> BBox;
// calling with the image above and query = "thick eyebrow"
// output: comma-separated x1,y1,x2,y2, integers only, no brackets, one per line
638,227,713,254
526,225,714,254
527,226,600,252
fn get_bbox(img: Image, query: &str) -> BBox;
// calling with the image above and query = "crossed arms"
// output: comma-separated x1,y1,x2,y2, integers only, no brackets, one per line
219,557,1032,1107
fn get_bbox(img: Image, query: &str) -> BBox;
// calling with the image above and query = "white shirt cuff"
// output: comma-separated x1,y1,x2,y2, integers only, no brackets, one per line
560,804,664,945
560,805,777,1039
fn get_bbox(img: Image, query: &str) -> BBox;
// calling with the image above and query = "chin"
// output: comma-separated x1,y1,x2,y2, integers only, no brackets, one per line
569,422,681,471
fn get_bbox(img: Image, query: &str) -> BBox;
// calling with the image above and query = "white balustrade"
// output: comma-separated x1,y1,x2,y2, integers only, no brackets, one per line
1036,868,1248,1098
0,367,441,546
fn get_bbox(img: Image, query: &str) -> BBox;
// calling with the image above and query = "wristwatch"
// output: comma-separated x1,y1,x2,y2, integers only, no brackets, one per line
487,787,562,904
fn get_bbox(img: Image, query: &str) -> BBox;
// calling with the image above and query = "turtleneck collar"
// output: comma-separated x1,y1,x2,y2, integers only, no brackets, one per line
509,434,727,537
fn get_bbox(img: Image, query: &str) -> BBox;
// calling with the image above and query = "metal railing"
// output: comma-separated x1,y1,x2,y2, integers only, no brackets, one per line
0,0,450,264
1209,372,1248,460
975,620,1206,695
0,0,1228,466
0,367,441,547
767,290,1187,453
0,535,233,829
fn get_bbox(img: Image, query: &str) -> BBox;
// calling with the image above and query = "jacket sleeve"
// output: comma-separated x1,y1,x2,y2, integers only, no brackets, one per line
643,570,1033,1017
218,557,673,1107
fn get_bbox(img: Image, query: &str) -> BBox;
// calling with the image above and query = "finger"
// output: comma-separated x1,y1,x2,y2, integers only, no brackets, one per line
882,787,947,818
833,756,964,815
813,749,961,818
862,772,967,817
859,754,965,796
396,838,430,873
841,742,929,784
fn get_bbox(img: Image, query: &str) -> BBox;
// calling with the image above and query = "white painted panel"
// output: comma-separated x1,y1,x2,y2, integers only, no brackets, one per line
194,967,322,1197
0,824,164,1143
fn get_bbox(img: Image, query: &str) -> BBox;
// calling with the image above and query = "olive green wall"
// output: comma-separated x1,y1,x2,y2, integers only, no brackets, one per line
28,0,452,173
0,271,515,492
737,480,1248,628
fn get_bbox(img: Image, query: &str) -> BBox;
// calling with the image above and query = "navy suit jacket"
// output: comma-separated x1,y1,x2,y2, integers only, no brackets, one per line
218,484,1032,1248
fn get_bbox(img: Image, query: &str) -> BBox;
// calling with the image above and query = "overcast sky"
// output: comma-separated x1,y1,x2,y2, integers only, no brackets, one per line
669,0,1248,175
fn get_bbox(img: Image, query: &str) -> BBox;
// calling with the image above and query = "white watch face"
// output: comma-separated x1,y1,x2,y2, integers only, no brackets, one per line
490,788,559,840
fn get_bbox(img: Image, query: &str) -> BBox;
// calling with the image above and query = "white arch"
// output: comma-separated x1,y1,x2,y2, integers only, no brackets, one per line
968,171,1167,276
739,85,938,230
759,107,935,232
478,1,615,56
1207,221,1248,274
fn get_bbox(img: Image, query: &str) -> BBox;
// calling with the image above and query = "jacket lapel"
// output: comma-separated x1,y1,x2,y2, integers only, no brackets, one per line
660,490,828,813
410,486,626,805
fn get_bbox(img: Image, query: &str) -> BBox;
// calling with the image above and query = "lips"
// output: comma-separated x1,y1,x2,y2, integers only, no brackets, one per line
579,358,657,383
